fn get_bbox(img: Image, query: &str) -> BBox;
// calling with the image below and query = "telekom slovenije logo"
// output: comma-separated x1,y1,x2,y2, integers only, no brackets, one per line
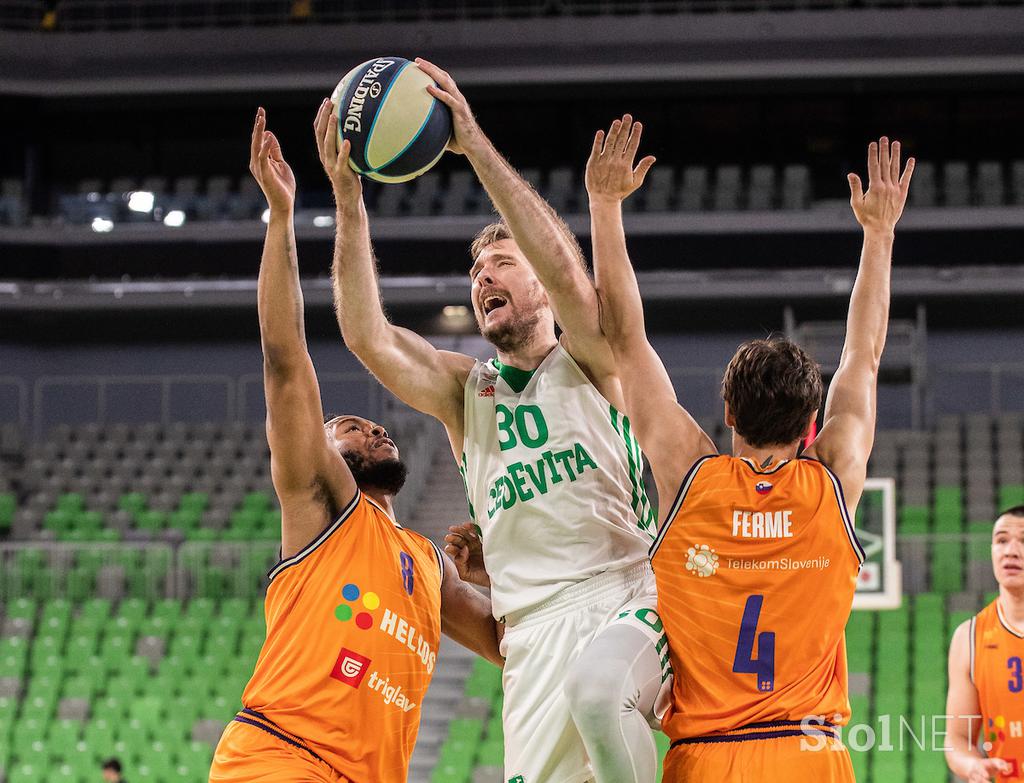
331,647,371,688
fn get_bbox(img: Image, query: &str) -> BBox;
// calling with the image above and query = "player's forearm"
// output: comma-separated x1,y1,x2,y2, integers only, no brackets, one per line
464,137,583,293
946,742,985,777
589,198,646,349
840,229,893,372
331,200,392,352
258,212,308,371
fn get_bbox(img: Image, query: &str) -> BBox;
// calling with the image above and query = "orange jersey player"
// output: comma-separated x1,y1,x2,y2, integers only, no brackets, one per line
585,116,913,781
947,507,1024,783
209,106,502,783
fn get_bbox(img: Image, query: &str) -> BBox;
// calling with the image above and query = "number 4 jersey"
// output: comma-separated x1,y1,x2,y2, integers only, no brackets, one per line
650,455,865,742
461,344,657,619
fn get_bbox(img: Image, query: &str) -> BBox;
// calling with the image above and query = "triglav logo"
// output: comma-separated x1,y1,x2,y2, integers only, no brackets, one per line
330,647,371,688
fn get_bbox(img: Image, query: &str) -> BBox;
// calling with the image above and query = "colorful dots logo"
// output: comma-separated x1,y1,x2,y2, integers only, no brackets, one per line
334,582,380,630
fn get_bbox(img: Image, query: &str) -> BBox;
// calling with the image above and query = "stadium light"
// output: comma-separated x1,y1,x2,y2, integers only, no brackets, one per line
90,217,114,233
261,209,270,224
442,305,470,318
163,210,186,227
127,191,155,213
313,215,334,228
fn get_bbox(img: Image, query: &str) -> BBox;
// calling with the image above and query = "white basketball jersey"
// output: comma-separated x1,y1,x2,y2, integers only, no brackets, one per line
461,343,657,618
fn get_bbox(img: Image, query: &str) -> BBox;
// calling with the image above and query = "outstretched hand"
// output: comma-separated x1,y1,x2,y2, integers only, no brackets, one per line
414,58,484,157
585,114,656,206
848,136,914,234
966,757,1013,783
249,107,296,215
313,97,363,207
444,522,490,588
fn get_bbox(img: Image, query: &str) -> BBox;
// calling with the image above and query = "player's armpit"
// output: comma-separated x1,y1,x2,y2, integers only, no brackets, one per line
439,556,503,667
803,356,877,514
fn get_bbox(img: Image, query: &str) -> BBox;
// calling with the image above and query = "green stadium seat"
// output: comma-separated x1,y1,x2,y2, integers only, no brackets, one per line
0,492,16,530
931,541,964,593
898,505,929,533
119,493,148,515
475,738,503,767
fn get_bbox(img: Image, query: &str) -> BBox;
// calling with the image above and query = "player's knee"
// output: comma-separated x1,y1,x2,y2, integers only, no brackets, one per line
564,657,632,723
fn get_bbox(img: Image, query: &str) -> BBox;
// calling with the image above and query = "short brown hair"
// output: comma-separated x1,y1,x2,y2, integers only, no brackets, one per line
469,219,588,272
721,337,823,447
470,221,513,262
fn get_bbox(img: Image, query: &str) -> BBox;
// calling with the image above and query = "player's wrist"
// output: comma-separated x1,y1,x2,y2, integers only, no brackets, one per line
861,224,896,242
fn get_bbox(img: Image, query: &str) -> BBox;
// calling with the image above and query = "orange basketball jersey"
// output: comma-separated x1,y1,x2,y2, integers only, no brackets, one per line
650,455,864,743
238,490,443,781
972,599,1024,779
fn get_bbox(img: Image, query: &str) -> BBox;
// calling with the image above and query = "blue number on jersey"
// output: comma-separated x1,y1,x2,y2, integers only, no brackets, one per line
1009,656,1023,693
399,552,415,593
733,595,776,693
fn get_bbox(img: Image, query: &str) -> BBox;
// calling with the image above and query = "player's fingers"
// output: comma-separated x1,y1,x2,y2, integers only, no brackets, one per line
613,114,632,155
265,131,283,162
878,136,891,185
899,157,916,194
624,120,644,160
338,138,352,169
605,119,622,157
634,155,656,187
250,107,264,165
327,113,340,163
591,129,605,159
866,141,880,186
847,173,863,203
890,139,901,183
416,58,456,93
313,99,330,158
425,84,458,110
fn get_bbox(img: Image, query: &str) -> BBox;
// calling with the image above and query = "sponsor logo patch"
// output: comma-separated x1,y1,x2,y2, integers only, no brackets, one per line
330,647,371,688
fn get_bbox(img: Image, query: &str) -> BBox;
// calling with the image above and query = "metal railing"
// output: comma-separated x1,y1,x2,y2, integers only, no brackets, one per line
0,540,280,602
6,0,1020,33
31,374,236,440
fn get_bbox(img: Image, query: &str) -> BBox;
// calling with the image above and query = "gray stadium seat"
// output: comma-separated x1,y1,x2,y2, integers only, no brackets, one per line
747,165,776,210
781,165,811,210
942,161,970,207
678,166,708,212
975,161,1004,207
408,173,441,217
642,166,675,212
712,165,743,211
545,167,574,213
1012,161,1024,205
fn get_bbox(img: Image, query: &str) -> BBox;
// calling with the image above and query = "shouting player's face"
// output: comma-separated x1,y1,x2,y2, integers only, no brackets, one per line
325,415,407,495
993,515,1024,589
469,238,550,353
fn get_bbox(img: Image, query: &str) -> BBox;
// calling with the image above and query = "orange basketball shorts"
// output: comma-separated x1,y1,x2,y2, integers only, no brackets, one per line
209,711,349,783
663,730,856,782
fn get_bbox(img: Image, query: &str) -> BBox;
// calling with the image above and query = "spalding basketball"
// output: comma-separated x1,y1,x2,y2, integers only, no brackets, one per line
331,56,453,184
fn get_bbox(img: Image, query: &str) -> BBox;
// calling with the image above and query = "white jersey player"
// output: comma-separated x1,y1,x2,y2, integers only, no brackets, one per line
317,58,670,783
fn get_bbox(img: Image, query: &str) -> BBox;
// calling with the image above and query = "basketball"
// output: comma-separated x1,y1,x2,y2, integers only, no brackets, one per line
331,56,452,184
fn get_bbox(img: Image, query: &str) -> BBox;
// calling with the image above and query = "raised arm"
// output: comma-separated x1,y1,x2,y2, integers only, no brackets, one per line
439,556,503,667
805,138,914,513
250,108,355,558
586,116,716,507
415,59,613,381
313,99,473,443
945,620,1010,782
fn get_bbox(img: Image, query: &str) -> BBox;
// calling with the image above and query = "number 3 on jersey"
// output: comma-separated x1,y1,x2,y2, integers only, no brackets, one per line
733,595,775,693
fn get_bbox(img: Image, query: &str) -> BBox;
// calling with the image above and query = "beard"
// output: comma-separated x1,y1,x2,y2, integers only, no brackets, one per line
479,304,544,354
343,452,408,496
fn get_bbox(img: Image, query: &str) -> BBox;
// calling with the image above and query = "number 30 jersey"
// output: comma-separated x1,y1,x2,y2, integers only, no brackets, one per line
650,455,864,742
461,343,657,619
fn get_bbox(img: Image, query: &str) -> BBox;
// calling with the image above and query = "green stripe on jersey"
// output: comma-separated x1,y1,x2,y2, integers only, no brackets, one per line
609,405,657,537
